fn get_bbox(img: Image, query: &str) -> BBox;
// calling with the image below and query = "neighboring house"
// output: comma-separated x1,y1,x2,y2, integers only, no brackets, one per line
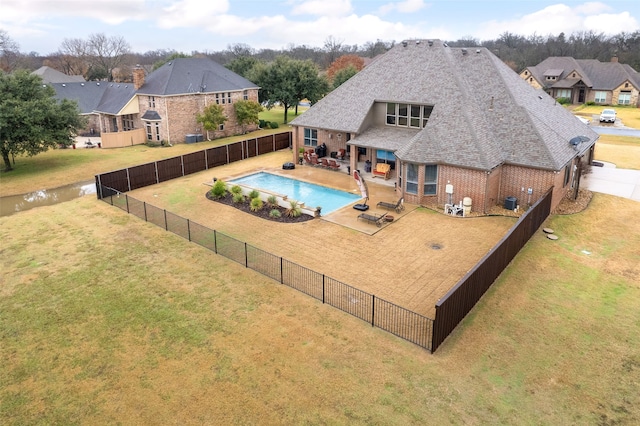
290,40,599,213
33,66,85,84
520,56,640,106
48,58,260,148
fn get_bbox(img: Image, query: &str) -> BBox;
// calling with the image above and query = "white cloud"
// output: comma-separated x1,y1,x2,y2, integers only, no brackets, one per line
158,0,229,28
379,0,427,16
476,2,639,39
289,0,353,17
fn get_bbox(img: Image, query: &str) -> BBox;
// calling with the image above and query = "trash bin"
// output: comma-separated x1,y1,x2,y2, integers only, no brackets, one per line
347,165,351,175
504,196,517,210
365,160,372,173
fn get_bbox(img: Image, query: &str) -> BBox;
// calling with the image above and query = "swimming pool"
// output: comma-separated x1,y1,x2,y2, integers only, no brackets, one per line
229,172,361,215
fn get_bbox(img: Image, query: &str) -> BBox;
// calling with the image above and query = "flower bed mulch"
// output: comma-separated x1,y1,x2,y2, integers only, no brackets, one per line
206,191,315,223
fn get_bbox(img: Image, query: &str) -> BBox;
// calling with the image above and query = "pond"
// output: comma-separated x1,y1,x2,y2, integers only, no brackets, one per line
0,180,96,217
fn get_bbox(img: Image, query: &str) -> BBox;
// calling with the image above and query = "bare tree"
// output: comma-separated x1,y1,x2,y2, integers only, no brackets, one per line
323,35,344,68
0,30,20,72
87,33,132,81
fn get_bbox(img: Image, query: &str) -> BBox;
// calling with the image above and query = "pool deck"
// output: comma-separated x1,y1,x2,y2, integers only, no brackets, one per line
217,158,412,235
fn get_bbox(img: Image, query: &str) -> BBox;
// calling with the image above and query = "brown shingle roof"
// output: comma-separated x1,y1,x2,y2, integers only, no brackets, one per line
292,40,598,171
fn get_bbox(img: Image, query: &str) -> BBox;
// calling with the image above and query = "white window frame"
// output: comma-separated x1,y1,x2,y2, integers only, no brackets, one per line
618,91,631,105
386,103,433,129
423,165,437,195
406,163,418,194
594,91,607,103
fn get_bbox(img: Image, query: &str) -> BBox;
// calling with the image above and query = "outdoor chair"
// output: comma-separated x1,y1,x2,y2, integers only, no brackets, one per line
328,159,341,170
376,197,404,213
372,163,391,179
336,149,346,160
321,158,331,168
357,212,388,227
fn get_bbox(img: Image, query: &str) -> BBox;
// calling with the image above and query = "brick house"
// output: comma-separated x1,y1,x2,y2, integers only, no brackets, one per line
50,58,260,148
520,56,640,106
290,40,599,213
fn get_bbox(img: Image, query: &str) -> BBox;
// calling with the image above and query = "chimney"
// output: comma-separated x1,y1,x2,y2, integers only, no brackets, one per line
133,65,145,89
611,55,618,63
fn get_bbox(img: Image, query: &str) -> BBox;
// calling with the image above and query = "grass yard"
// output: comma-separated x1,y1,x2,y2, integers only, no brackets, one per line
573,104,640,129
594,135,640,169
1,187,639,424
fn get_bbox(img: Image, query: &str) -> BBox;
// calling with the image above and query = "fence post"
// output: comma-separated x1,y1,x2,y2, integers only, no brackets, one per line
280,257,283,284
371,295,375,327
143,202,147,222
164,209,168,230
322,278,325,304
244,242,248,267
213,230,217,254
187,219,191,241
125,195,130,213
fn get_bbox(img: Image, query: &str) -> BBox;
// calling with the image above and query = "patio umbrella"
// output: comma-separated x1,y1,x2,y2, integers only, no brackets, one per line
353,170,370,211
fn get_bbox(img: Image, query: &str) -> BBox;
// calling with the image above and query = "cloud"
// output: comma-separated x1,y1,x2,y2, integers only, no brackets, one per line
378,0,427,15
289,0,353,17
157,0,230,28
476,2,639,39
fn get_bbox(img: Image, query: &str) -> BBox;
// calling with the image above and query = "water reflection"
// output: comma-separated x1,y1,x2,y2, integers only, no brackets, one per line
0,180,97,217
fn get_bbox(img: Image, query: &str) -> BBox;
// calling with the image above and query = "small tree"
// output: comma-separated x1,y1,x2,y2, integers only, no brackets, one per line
196,104,227,140
0,70,85,172
332,65,359,89
234,100,262,134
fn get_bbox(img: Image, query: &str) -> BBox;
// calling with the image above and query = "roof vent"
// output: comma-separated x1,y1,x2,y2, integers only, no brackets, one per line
62,84,66,87
96,82,100,86
402,41,408,47
81,83,84,86
427,40,433,46
476,49,481,54
462,48,468,55
416,40,421,45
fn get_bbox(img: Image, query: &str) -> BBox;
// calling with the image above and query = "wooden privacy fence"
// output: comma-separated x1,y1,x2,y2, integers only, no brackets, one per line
95,132,291,197
431,188,553,351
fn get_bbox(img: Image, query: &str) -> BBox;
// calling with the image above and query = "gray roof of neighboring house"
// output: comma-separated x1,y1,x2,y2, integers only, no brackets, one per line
292,40,598,172
137,57,259,96
49,57,258,116
33,66,85,83
526,56,640,90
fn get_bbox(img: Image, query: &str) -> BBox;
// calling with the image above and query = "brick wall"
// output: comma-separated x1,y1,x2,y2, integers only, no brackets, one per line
500,164,557,209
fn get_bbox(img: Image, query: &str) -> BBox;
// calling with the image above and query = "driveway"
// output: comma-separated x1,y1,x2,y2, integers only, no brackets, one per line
582,162,640,202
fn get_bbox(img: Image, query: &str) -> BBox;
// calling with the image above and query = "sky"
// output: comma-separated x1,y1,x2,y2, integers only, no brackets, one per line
2,0,639,55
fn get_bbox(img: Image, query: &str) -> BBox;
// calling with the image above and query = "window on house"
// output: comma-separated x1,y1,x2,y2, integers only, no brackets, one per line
386,103,433,128
424,165,437,195
243,90,248,100
146,124,152,141
227,93,232,104
155,122,160,141
406,163,418,194
563,164,571,187
556,89,571,99
618,91,631,105
122,114,135,131
219,124,224,131
594,91,607,103
303,128,318,146
148,96,155,108
524,71,529,76
572,73,576,78
376,150,395,169
216,93,220,104
529,77,533,82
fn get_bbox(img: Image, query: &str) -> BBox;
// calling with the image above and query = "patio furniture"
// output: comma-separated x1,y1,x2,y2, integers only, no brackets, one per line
445,203,464,216
328,159,341,170
357,212,387,227
337,149,346,160
376,197,404,213
372,163,391,179
321,158,331,168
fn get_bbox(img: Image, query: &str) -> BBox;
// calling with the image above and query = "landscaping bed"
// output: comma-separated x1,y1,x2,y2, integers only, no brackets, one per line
206,191,314,223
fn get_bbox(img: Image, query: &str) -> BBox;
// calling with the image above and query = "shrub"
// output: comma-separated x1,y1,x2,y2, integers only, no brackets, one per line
556,97,571,105
259,119,268,128
285,200,301,218
586,101,596,106
230,185,243,195
248,189,260,200
250,197,263,212
209,179,227,199
269,122,279,129
232,192,245,204
269,209,282,218
267,195,278,207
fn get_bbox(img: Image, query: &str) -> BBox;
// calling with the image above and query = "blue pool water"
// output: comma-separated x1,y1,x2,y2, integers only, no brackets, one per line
229,172,361,214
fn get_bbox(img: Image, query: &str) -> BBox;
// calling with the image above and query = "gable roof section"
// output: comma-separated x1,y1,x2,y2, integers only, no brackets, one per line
51,82,107,114
292,40,598,171
33,66,85,83
138,57,259,96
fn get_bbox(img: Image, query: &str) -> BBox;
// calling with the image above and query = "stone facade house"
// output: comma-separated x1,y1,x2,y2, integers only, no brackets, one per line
50,58,260,148
520,56,640,106
290,40,599,214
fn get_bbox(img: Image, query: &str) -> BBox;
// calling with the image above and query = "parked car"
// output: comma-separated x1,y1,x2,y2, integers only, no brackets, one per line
576,116,590,125
599,109,616,123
